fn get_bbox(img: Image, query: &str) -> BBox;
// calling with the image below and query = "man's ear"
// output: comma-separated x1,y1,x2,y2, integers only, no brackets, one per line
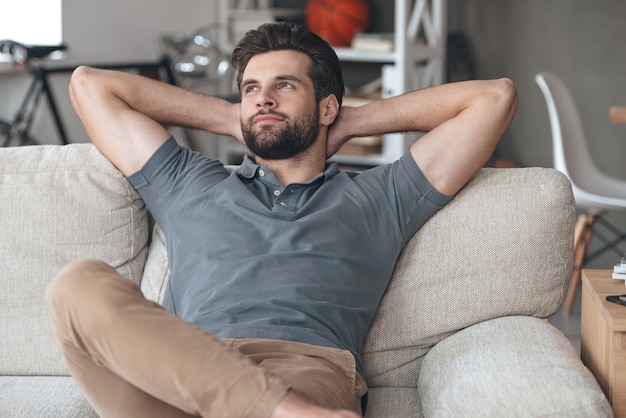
319,94,340,126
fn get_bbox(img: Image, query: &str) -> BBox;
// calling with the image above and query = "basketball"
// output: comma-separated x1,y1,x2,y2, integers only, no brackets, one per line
305,0,370,47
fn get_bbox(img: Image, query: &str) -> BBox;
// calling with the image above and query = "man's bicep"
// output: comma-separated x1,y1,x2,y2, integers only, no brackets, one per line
407,78,517,196
409,117,488,197
410,87,516,195
95,107,170,176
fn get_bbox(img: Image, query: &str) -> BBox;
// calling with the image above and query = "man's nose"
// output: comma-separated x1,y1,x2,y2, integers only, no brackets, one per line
256,89,276,109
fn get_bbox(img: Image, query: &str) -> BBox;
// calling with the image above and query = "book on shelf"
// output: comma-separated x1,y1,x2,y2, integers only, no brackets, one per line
612,253,626,280
613,265,626,280
351,32,395,52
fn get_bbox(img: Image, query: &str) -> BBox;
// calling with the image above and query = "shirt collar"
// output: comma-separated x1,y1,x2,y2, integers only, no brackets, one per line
236,154,341,184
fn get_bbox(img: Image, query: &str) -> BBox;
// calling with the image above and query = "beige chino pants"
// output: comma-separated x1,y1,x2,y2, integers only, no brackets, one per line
45,260,366,418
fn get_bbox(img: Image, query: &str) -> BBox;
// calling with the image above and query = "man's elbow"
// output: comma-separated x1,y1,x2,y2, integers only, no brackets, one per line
490,78,518,122
69,66,87,106
68,66,100,106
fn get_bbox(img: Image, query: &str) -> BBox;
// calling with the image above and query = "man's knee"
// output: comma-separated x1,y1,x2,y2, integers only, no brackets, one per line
45,259,118,316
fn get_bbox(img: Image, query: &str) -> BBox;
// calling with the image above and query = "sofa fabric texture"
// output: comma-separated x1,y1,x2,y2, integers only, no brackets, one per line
0,143,612,417
0,144,149,378
418,316,612,417
361,167,575,388
0,376,98,418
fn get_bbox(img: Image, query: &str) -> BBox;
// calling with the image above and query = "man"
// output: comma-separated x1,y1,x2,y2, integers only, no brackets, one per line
46,22,517,417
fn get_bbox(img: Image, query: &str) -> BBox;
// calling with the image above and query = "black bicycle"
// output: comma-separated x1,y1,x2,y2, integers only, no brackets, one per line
0,39,177,147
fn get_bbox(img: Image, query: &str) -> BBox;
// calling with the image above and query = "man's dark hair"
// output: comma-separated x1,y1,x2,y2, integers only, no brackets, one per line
231,22,345,106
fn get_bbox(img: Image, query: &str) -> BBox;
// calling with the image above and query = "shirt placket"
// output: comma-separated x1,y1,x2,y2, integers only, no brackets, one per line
272,186,302,214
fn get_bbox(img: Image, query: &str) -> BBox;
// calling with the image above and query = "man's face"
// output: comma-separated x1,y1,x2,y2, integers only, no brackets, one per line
240,50,320,160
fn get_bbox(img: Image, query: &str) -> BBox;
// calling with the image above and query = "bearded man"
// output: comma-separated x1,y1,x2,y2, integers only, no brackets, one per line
46,22,517,418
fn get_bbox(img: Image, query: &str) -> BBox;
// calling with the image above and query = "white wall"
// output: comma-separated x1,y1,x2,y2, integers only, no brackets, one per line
63,0,220,63
0,0,221,150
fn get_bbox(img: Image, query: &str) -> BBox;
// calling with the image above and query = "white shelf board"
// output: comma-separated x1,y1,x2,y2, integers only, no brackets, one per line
334,48,397,63
335,45,442,64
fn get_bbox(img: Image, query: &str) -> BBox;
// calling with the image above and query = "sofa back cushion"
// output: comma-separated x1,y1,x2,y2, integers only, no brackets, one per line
0,144,149,376
361,167,575,388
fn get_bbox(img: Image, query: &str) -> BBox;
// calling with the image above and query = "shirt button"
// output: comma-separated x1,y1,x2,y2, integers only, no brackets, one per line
259,169,265,177
274,190,281,196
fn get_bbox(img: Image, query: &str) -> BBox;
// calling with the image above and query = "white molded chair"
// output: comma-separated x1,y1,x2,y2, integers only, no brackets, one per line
535,71,626,313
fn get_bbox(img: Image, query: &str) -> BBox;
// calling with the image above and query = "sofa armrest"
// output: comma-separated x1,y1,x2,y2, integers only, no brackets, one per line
418,316,611,417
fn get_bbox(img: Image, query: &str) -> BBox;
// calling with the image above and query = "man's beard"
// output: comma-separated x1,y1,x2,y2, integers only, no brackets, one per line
242,107,320,160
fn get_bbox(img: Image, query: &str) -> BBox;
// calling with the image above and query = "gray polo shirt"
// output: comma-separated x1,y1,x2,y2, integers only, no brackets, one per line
128,136,451,375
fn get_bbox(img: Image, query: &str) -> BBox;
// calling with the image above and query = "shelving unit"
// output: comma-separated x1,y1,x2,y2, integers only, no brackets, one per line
216,0,447,166
334,0,447,166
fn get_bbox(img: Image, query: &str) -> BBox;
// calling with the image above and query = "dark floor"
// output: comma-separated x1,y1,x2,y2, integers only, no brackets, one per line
551,285,582,354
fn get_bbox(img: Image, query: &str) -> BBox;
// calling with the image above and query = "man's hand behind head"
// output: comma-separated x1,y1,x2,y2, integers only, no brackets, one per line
325,106,355,159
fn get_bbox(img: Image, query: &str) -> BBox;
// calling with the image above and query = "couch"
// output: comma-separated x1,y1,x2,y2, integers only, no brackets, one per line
0,143,612,417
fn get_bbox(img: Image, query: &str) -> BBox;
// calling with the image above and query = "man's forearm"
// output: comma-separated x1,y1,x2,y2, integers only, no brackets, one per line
327,79,516,159
70,66,239,137
344,79,512,137
69,66,244,176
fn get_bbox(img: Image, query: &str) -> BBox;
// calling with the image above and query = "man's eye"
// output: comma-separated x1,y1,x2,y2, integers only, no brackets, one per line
278,82,294,89
244,86,258,94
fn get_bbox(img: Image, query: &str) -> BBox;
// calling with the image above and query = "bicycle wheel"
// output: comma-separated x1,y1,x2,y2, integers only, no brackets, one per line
0,119,38,147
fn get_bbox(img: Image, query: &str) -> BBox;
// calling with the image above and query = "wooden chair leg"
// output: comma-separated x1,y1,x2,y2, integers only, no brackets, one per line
562,213,595,314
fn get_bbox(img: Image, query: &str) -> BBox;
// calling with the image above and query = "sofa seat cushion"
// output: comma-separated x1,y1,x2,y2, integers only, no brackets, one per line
0,144,149,376
0,376,97,418
364,387,421,418
418,316,612,417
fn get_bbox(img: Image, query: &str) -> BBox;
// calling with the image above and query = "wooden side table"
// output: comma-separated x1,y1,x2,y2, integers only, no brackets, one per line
581,269,626,416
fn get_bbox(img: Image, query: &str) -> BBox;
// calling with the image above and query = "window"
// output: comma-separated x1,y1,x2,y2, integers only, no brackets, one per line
0,0,63,62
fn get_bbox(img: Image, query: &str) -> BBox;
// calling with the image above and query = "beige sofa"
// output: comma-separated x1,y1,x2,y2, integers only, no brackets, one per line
0,143,612,417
